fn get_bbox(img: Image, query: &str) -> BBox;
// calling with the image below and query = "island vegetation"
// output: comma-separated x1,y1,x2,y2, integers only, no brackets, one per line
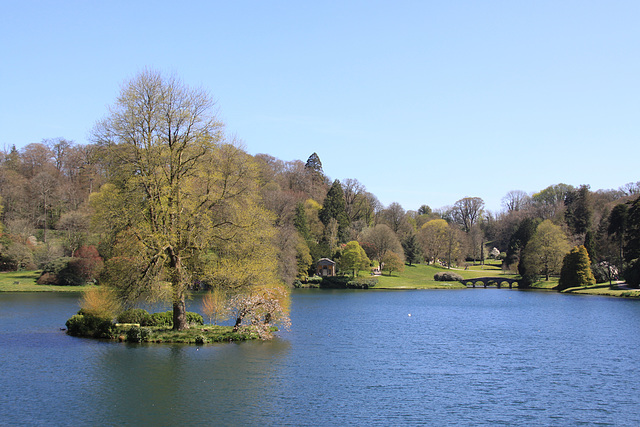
0,70,639,343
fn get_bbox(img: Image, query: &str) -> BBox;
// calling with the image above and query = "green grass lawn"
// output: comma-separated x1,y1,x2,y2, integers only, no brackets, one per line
375,262,517,289
0,270,96,292
561,283,640,298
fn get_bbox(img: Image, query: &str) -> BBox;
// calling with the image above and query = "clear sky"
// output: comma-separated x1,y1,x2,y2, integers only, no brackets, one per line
2,1,638,212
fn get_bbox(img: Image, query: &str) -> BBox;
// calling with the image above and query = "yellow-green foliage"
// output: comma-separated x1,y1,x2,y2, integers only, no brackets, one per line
80,287,121,319
202,288,229,325
558,245,596,290
341,241,370,277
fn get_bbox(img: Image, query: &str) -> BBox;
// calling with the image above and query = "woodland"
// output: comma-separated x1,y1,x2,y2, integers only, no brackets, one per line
1,70,639,331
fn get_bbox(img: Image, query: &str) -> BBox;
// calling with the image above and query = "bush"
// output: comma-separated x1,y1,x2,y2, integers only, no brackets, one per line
66,313,115,339
591,261,618,284
151,311,173,327
38,257,85,286
126,326,142,342
434,272,464,281
347,277,378,289
117,308,153,326
186,312,204,326
319,276,351,288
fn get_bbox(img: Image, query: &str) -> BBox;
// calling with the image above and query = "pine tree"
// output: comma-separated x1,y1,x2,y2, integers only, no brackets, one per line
319,179,349,241
304,152,323,173
558,245,596,290
402,233,422,266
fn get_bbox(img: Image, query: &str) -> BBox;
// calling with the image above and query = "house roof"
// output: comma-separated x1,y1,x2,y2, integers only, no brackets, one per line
317,258,336,265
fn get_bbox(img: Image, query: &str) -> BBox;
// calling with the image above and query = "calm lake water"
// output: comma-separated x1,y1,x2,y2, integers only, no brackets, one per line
1,289,640,426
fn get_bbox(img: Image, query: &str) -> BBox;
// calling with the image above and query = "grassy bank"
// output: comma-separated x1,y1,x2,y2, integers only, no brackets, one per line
528,277,640,298
113,324,269,344
0,270,97,292
561,283,640,298
375,262,516,289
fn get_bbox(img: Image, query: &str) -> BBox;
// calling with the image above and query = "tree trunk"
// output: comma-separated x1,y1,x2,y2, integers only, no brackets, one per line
173,296,187,331
168,247,188,331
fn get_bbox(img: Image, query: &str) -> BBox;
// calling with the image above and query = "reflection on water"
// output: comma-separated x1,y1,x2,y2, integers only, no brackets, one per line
1,290,640,425
87,339,291,425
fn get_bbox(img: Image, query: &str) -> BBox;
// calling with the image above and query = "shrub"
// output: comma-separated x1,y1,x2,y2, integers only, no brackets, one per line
434,272,464,281
319,276,351,288
73,245,104,282
117,308,153,326
591,261,618,284
66,313,115,339
38,257,85,286
186,312,204,326
151,311,173,327
126,326,143,342
79,287,121,319
347,277,378,289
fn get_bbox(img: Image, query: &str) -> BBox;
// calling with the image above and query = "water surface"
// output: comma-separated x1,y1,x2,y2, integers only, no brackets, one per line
1,289,639,425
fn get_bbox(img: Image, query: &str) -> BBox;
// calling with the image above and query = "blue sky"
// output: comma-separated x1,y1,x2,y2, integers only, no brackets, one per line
1,1,638,212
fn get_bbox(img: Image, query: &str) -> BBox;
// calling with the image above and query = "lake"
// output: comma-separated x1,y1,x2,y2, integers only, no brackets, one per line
1,289,640,426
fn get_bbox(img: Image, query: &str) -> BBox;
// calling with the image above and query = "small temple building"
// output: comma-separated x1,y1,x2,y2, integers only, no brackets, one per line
316,258,336,277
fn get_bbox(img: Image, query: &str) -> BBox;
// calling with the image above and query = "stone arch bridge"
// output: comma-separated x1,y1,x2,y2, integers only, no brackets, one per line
460,277,519,288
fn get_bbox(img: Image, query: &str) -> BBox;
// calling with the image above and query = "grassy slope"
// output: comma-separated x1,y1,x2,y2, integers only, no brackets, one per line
375,261,516,289
0,270,96,292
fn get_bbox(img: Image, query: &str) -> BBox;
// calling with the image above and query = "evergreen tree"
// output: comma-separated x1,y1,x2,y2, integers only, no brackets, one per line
623,196,640,286
402,233,422,266
558,245,596,290
564,184,593,240
584,230,597,262
293,202,311,242
319,179,349,241
304,152,323,173
608,203,628,271
505,217,540,285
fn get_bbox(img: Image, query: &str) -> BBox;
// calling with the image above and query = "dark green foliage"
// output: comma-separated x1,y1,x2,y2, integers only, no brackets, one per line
319,179,349,239
304,152,323,173
38,257,85,286
558,245,596,290
116,309,203,327
66,313,115,339
315,275,377,289
347,277,378,289
293,202,311,242
624,196,640,262
584,230,597,262
402,233,422,266
126,325,149,343
151,311,173,327
434,272,464,281
117,308,153,326
623,259,640,287
418,205,432,216
505,217,540,287
564,185,593,238
186,312,204,326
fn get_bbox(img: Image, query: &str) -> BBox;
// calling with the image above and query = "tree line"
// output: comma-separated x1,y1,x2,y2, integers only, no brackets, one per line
1,70,639,328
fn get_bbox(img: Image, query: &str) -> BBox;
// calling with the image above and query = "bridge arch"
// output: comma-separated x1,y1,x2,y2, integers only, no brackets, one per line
460,277,519,288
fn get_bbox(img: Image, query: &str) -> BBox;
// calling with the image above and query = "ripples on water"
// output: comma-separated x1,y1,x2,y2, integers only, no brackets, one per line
1,290,640,425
